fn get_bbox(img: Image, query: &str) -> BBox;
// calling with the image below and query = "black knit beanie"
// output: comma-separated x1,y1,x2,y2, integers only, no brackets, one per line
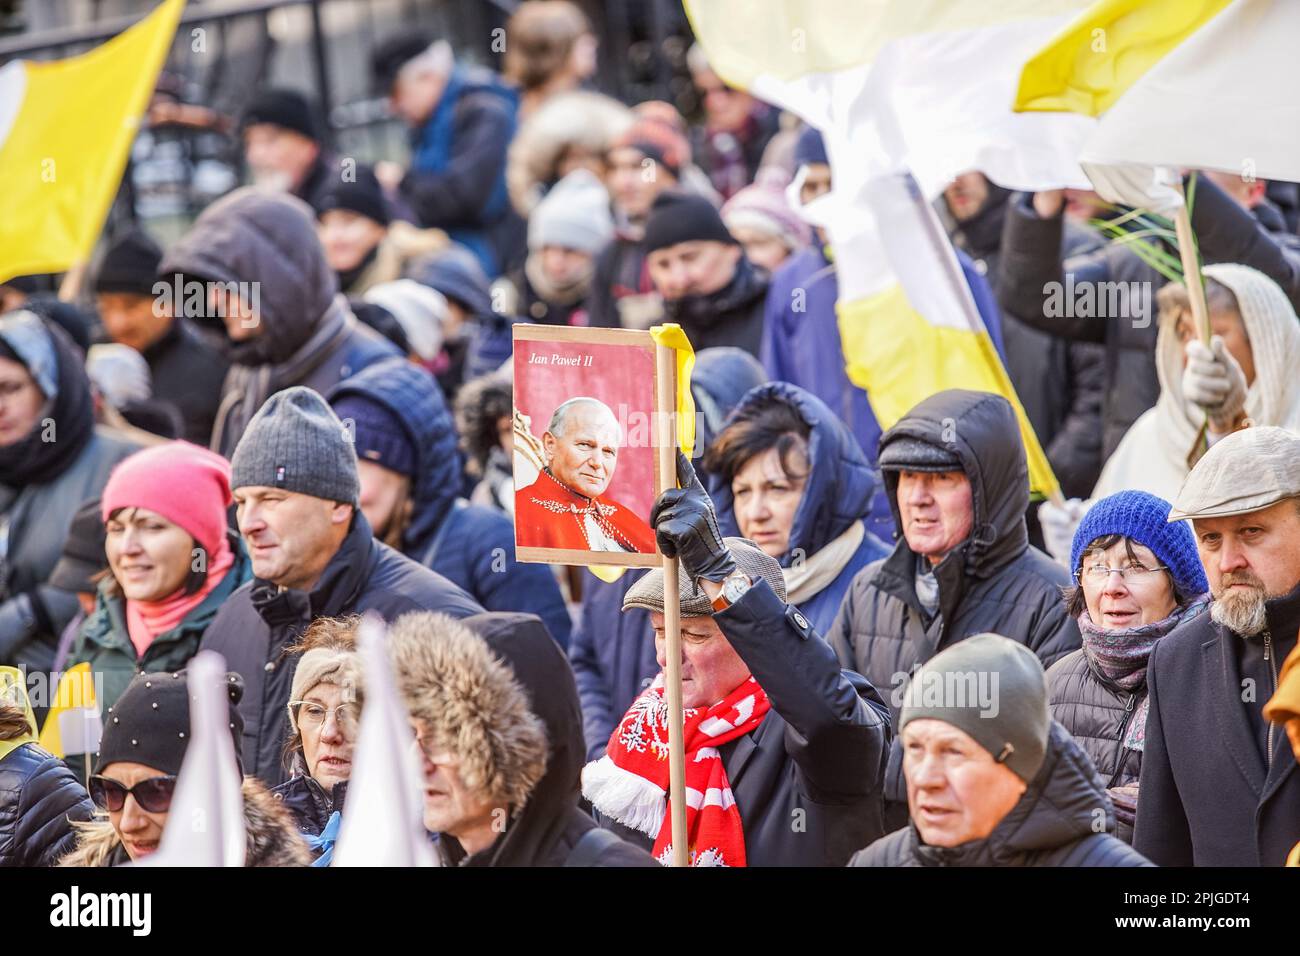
240,88,322,143
313,164,392,226
643,191,736,253
96,670,246,777
94,227,163,296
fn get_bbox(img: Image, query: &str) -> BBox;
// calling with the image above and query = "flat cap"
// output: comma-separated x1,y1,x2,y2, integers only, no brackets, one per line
1168,426,1300,522
623,537,785,617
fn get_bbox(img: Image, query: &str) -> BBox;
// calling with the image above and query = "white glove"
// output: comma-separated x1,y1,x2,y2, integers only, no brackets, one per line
1182,335,1248,433
1038,497,1090,568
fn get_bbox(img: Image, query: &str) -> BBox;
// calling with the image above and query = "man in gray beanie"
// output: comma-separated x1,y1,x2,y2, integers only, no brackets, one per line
200,386,482,787
581,453,890,867
1135,425,1300,867
850,633,1149,867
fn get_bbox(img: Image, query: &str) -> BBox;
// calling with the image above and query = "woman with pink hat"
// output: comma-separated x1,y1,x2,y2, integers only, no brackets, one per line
65,441,251,714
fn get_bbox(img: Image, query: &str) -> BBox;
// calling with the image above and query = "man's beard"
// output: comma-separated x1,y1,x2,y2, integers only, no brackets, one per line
1210,570,1269,636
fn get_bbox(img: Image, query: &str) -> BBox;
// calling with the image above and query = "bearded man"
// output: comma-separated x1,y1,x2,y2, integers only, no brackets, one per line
1135,426,1300,866
514,397,656,553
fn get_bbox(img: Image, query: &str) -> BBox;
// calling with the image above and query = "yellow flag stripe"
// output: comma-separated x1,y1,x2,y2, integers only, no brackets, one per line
1014,0,1231,116
0,0,184,283
838,286,1059,499
38,661,98,758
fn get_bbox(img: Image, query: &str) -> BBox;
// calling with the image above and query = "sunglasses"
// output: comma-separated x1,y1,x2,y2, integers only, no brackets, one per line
89,774,178,813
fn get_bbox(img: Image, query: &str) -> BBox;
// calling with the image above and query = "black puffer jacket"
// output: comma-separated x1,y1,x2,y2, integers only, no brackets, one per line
0,742,95,867
1047,651,1143,790
849,722,1151,866
271,773,348,843
827,390,1080,824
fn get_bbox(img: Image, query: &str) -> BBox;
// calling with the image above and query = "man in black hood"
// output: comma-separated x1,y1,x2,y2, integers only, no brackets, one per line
643,191,768,357
389,610,655,866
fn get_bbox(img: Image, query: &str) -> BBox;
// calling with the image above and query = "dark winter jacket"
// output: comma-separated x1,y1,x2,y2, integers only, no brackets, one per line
1046,651,1142,789
67,536,252,715
712,382,889,635
199,512,482,787
849,722,1151,867
456,612,655,867
945,191,1108,499
327,360,570,646
159,188,401,457
662,255,769,357
759,244,1009,541
0,742,95,867
826,390,1080,824
998,179,1300,459
135,318,230,446
58,776,311,867
403,65,521,277
598,579,893,866
1134,580,1300,867
271,772,348,844
586,233,659,332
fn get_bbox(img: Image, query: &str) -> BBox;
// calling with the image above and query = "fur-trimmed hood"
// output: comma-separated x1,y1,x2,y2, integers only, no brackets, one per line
388,612,547,816
506,91,631,217
58,777,311,867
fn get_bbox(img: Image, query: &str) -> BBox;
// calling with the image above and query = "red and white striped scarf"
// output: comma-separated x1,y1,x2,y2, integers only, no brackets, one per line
581,675,769,866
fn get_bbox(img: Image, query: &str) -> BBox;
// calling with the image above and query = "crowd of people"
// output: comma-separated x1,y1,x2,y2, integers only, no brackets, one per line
2,1,1299,869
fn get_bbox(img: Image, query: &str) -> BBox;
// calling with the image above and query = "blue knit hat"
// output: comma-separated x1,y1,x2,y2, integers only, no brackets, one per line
1070,491,1208,598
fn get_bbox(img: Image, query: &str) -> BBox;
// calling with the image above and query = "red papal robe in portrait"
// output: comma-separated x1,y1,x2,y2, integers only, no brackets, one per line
515,469,657,553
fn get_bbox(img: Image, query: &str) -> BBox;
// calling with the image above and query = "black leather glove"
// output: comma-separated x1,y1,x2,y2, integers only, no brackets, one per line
649,452,737,583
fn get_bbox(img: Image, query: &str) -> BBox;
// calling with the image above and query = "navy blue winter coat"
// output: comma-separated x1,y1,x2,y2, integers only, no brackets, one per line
713,383,889,636
328,360,570,647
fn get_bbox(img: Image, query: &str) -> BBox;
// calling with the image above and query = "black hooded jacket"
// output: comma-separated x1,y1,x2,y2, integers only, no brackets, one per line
826,390,1080,823
662,256,769,358
849,721,1151,866
457,612,655,867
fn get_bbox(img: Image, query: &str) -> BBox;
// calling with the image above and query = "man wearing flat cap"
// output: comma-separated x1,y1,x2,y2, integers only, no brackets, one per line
581,453,891,866
1135,425,1300,866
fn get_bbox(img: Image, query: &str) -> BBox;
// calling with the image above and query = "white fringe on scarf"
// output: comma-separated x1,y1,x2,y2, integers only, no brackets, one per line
581,755,666,837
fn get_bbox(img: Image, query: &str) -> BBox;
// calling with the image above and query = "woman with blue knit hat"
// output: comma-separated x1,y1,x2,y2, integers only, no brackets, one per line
1046,490,1210,843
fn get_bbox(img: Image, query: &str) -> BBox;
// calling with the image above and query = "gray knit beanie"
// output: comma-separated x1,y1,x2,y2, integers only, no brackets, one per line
230,386,360,504
899,633,1050,783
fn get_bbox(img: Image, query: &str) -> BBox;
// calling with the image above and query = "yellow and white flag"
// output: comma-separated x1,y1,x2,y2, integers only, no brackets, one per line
38,661,102,758
685,1,1083,496
0,0,184,284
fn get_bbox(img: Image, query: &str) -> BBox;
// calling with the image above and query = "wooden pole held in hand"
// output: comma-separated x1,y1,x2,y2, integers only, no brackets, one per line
655,342,689,867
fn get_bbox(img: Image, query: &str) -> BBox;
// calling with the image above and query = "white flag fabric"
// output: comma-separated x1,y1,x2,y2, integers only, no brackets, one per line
332,614,438,867
136,651,245,867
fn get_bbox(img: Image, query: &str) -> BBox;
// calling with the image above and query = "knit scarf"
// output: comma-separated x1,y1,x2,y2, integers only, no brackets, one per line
783,520,864,605
125,538,236,658
582,675,769,867
1078,595,1209,751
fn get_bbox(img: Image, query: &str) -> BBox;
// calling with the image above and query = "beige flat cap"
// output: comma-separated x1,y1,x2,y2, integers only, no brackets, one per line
1168,426,1300,521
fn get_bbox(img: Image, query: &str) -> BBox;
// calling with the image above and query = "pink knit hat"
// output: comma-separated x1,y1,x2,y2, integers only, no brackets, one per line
101,441,233,558
721,166,812,251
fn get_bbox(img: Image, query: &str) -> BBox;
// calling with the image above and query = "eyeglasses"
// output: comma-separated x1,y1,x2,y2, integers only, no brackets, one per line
289,700,359,732
1076,563,1169,587
89,774,177,813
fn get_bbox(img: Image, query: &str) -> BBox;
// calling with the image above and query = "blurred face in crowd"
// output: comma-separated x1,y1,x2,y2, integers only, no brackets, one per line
943,172,990,223
390,63,447,127
1194,499,1300,636
543,401,621,498
538,245,595,287
99,761,171,861
318,209,388,275
97,291,172,353
1202,169,1267,210
1078,537,1178,630
606,147,675,221
693,66,754,132
0,355,45,447
296,681,357,790
727,226,790,273
243,123,320,193
799,163,832,207
234,486,353,592
209,284,261,344
732,445,808,560
903,719,1027,848
896,469,975,566
647,240,741,301
652,612,751,709
356,459,411,544
412,720,499,853
0,284,28,314
1173,304,1256,387
105,507,195,603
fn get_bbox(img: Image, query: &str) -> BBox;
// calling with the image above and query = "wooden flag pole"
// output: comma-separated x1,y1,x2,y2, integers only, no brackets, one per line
655,342,689,867
57,260,87,303
1173,181,1214,469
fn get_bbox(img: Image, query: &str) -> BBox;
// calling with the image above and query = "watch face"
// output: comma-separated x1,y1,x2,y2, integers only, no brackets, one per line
723,573,749,603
